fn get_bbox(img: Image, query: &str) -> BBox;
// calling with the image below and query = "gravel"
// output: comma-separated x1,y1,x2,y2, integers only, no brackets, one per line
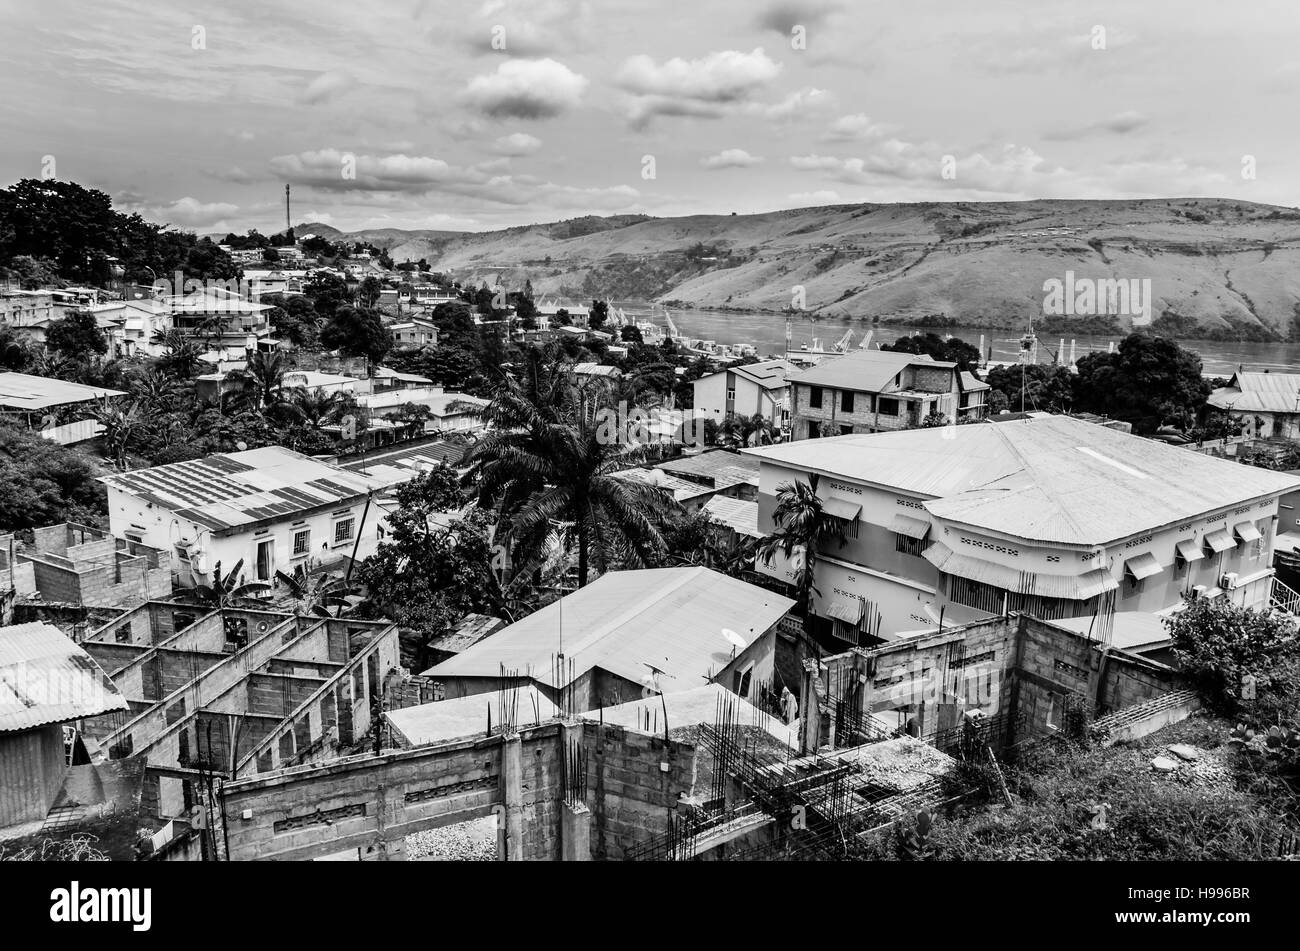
406,816,497,861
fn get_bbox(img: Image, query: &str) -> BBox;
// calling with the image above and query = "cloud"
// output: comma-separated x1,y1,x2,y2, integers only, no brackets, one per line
787,190,842,205
270,149,486,192
755,1,843,33
701,149,764,169
144,197,241,229
616,48,782,126
300,69,355,105
461,58,588,119
490,132,543,156
1044,110,1150,142
824,113,890,142
760,87,832,121
464,0,595,56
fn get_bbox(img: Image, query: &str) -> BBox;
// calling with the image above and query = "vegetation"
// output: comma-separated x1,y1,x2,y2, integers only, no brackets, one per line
756,476,845,640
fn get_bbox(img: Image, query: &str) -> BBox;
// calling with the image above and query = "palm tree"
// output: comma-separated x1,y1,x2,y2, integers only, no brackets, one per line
188,559,272,609
756,476,846,632
466,380,675,586
92,396,142,469
152,329,202,379
273,569,357,617
131,368,183,412
287,386,347,431
247,349,288,407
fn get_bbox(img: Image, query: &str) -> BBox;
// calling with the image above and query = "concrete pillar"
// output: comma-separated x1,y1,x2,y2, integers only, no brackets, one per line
561,801,591,861
500,732,524,861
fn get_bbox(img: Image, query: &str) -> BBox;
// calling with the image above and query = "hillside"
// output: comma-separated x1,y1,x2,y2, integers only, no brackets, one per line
302,199,1300,340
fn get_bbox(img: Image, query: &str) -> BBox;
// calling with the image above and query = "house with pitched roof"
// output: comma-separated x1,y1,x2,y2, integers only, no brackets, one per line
693,359,800,437
786,349,989,440
99,447,389,590
1208,370,1300,439
746,414,1300,646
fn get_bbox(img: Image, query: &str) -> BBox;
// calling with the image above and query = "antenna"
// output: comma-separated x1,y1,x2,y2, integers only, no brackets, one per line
285,184,291,234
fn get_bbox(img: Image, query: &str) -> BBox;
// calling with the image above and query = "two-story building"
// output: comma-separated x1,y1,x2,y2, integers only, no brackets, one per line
165,287,275,354
693,359,799,437
100,446,388,590
786,349,989,440
746,415,1300,647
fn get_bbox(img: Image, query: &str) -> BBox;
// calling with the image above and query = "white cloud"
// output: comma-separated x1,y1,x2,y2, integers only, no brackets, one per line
616,48,782,126
143,197,241,229
702,149,764,169
491,132,543,156
300,69,355,105
462,58,588,119
824,113,889,142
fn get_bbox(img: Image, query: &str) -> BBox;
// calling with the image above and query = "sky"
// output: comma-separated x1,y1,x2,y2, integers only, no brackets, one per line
1,0,1297,235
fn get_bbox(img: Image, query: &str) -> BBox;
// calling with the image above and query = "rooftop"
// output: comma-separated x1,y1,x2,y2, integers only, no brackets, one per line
612,466,715,502
0,372,126,411
100,446,384,534
746,414,1300,545
655,449,760,490
702,495,762,538
723,359,801,391
1208,371,1300,415
426,567,794,691
0,622,128,732
787,349,953,392
385,686,559,747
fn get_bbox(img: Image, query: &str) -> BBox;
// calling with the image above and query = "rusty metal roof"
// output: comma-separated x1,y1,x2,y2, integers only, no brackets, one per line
1208,372,1300,415
0,622,128,732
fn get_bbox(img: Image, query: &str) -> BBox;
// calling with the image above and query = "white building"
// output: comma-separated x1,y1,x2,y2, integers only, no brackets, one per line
100,446,389,589
745,414,1300,646
693,359,800,437
1208,370,1300,440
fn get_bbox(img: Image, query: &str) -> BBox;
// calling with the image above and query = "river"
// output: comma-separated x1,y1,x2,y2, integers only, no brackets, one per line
606,303,1300,378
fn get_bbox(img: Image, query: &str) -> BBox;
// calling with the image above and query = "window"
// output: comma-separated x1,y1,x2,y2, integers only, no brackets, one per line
841,390,855,413
334,518,355,545
878,397,899,416
839,424,854,436
293,529,311,557
114,624,132,644
1045,694,1061,731
808,421,821,439
894,533,926,557
734,665,753,699
808,386,823,409
726,387,736,403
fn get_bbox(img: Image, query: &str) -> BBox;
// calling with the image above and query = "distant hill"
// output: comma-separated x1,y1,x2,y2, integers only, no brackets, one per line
303,199,1300,340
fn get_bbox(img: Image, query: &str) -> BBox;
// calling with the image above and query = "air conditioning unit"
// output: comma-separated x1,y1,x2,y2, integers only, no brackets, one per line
1221,572,1239,590
1191,584,1208,600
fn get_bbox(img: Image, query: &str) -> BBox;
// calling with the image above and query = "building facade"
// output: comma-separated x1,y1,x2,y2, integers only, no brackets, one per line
787,349,989,440
746,415,1300,646
693,359,799,437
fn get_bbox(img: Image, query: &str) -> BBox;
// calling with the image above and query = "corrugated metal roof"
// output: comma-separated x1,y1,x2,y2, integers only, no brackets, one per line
613,467,713,502
656,450,759,489
729,359,800,391
702,496,762,538
1124,552,1162,580
787,349,954,392
426,567,794,691
0,372,126,411
1207,372,1300,414
0,622,128,732
385,686,559,746
100,446,383,533
746,415,1300,545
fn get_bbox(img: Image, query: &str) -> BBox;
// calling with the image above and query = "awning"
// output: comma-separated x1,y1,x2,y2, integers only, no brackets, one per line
821,497,862,522
1175,539,1204,564
826,599,864,624
925,542,1118,601
1203,529,1235,554
1234,522,1262,544
890,514,931,540
1124,552,1162,581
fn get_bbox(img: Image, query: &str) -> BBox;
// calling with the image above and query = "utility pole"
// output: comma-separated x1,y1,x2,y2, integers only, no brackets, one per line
285,184,291,235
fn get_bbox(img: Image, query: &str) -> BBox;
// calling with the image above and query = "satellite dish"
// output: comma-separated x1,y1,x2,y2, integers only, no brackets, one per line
721,628,748,650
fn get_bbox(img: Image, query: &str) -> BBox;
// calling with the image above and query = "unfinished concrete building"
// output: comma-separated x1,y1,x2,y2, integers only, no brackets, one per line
76,600,400,818
1,523,171,632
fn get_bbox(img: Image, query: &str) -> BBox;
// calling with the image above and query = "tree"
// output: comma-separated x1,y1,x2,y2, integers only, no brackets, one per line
1072,333,1211,434
0,420,106,532
881,332,981,373
357,276,382,309
620,325,643,344
320,306,392,363
465,380,674,586
756,476,846,639
246,349,288,407
590,299,609,331
45,310,107,361
984,364,1074,414
186,559,272,609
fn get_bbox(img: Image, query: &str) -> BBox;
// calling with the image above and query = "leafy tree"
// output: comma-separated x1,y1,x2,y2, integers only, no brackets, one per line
185,559,272,609
357,276,382,309
45,310,107,361
620,325,644,344
0,420,107,531
881,332,981,373
985,364,1074,414
246,349,288,407
1165,597,1298,716
1072,333,1211,434
303,271,353,319
320,306,392,363
589,299,609,331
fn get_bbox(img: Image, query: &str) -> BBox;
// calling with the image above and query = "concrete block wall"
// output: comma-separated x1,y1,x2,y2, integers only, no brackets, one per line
245,673,328,717
583,721,695,860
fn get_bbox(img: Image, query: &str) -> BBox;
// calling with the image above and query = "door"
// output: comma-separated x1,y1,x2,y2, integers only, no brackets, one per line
255,538,275,581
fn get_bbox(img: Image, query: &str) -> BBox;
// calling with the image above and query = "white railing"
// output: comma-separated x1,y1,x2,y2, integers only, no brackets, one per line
1270,576,1300,616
